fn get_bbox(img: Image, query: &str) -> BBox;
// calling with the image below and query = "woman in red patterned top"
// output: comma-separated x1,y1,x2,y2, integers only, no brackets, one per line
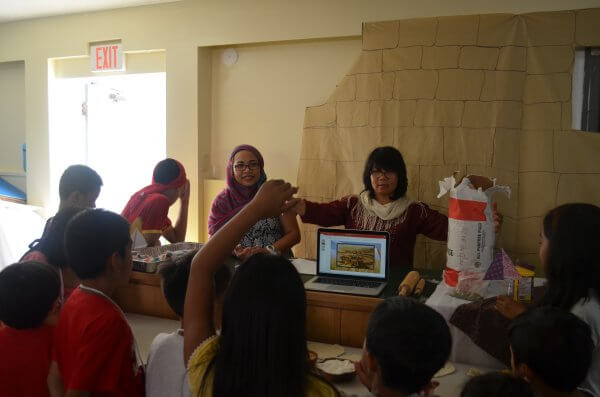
292,146,448,270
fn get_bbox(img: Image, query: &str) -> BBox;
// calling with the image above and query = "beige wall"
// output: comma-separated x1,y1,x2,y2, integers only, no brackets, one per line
210,38,361,184
0,61,25,174
2,0,600,241
296,9,600,272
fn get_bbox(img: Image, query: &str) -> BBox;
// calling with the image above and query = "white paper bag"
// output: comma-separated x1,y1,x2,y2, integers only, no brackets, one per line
438,175,511,274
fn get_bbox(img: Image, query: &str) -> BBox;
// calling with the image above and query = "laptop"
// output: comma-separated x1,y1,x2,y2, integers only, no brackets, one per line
304,228,389,297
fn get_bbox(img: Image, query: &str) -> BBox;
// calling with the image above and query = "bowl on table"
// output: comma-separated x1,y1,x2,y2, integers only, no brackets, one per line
316,358,356,383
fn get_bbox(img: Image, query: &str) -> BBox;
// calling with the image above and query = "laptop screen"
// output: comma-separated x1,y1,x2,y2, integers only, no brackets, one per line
317,229,388,280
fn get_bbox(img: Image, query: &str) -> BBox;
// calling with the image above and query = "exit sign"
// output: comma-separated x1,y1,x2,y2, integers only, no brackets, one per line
90,42,125,72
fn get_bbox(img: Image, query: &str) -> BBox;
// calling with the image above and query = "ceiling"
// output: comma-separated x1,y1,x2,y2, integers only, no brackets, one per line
0,0,181,23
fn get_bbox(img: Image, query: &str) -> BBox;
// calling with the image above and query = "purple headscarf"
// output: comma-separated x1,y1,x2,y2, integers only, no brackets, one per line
208,145,267,236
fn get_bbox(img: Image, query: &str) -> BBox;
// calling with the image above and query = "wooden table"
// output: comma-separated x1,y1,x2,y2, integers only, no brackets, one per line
115,265,440,348
114,271,178,320
115,271,383,347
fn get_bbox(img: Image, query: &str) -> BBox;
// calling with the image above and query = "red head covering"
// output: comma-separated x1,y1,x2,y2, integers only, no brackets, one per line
207,145,266,236
122,159,187,223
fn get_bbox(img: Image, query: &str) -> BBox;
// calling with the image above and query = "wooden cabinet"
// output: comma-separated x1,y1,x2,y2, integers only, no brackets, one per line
340,310,371,347
115,271,382,347
306,290,381,347
306,305,340,343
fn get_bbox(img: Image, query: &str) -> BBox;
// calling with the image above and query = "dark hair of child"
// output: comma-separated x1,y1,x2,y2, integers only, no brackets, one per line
58,165,103,201
460,372,533,397
153,159,182,185
65,209,131,280
366,296,452,395
538,203,600,311
204,253,315,397
0,262,60,329
22,207,84,268
509,306,593,393
362,146,408,200
159,251,231,317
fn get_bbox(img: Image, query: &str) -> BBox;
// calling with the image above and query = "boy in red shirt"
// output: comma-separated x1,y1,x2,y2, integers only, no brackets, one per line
49,209,143,397
0,261,61,397
122,158,190,247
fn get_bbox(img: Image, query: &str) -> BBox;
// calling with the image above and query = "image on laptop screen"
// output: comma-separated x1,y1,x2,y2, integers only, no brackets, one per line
318,230,387,280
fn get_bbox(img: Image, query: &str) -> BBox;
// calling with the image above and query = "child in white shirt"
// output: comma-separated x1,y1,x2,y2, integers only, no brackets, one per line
145,251,231,397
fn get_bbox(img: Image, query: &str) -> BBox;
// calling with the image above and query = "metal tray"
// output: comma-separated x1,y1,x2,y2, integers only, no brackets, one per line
132,242,203,273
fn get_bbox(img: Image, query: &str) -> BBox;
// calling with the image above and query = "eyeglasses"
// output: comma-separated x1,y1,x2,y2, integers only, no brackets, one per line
233,161,260,172
370,169,396,179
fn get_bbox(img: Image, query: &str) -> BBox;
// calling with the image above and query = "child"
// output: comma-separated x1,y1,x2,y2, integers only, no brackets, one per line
461,373,533,397
49,209,143,396
145,251,231,397
183,179,339,397
122,158,190,247
21,206,84,301
40,165,103,237
57,164,103,211
0,262,61,397
509,307,594,397
354,296,452,397
496,203,600,395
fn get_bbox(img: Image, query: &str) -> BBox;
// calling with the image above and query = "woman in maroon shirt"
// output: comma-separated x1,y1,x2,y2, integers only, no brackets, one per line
292,146,448,270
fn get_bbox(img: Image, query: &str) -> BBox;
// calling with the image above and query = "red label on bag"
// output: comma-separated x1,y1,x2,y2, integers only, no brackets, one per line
444,268,459,287
448,197,487,221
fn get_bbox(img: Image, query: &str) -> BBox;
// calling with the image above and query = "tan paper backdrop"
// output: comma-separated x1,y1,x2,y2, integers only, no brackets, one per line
296,9,600,273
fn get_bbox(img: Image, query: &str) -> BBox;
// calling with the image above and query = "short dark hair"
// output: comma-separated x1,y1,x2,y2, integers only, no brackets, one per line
509,307,593,392
159,251,231,317
461,373,533,397
366,297,452,394
0,262,60,329
59,165,103,201
362,146,408,200
153,159,181,185
65,209,131,280
26,207,84,268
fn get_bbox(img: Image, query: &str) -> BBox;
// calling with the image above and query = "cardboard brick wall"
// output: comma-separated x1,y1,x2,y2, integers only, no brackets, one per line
296,9,600,272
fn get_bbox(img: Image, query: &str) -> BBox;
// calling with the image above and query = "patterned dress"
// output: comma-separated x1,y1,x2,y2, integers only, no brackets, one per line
238,217,291,256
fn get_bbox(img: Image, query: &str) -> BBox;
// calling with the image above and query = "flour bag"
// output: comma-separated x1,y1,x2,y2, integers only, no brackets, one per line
437,175,511,290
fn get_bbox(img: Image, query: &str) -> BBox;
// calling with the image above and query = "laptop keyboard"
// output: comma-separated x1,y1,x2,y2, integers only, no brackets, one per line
314,277,382,289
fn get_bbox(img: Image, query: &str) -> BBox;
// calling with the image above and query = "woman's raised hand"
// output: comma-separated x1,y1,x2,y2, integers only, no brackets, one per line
248,179,298,219
289,198,306,216
492,202,503,234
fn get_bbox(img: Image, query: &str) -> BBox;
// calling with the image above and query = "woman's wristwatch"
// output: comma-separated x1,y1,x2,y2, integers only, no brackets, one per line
266,245,280,255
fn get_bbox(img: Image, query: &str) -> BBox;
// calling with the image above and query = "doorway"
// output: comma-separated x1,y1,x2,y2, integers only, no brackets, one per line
48,72,166,213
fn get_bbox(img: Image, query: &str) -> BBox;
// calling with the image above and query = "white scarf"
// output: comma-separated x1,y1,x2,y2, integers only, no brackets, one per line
358,191,413,221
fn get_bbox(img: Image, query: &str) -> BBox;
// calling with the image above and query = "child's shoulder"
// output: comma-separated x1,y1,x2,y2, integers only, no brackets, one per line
0,324,54,346
306,374,339,397
145,192,171,206
20,250,49,264
148,331,183,363
572,293,600,343
61,290,129,329
150,331,182,351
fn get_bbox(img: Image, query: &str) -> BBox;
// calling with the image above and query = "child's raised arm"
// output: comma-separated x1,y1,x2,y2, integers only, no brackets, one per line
183,180,298,362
